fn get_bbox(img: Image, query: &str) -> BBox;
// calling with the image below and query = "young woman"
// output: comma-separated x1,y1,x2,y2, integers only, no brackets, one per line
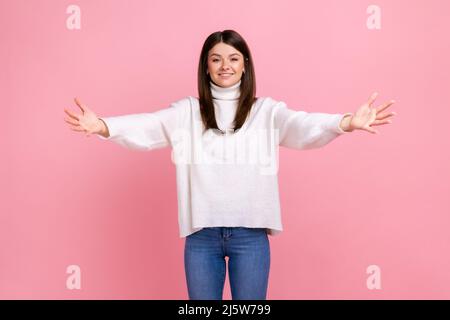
64,30,396,300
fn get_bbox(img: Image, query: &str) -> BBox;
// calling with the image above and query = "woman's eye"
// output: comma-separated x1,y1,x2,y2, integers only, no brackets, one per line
212,58,239,62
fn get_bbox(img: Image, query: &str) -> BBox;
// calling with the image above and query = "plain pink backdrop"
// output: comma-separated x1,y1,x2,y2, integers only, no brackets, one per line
1,0,449,299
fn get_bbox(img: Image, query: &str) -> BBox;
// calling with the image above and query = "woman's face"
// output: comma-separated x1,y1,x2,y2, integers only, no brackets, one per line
207,42,245,88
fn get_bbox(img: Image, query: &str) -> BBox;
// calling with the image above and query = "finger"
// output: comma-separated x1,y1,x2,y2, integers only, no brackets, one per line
371,119,392,126
376,111,396,120
64,108,80,121
69,125,85,132
375,100,396,114
368,92,378,107
74,97,85,113
64,117,79,126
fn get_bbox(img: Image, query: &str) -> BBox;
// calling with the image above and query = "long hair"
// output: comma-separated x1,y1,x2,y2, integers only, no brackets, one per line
197,30,257,133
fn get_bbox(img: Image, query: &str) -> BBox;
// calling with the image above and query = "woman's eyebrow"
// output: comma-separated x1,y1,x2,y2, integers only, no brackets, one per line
210,53,241,57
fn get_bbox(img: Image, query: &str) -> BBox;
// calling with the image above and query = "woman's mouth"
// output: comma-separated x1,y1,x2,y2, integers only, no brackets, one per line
219,73,234,78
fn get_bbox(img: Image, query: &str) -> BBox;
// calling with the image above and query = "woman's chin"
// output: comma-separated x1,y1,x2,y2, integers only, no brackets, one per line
214,78,238,87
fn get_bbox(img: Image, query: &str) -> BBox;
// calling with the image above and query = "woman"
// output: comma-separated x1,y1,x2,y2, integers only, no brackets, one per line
63,30,396,300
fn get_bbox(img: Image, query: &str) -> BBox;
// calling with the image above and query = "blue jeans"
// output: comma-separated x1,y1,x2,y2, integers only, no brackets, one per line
184,227,270,300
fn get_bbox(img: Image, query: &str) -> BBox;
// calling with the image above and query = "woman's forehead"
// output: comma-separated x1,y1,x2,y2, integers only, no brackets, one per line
209,43,242,56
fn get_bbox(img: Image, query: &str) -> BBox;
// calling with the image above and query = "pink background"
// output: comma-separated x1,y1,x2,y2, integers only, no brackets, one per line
1,0,449,299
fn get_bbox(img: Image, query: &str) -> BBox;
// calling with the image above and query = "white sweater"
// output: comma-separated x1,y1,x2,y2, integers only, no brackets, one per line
97,80,352,237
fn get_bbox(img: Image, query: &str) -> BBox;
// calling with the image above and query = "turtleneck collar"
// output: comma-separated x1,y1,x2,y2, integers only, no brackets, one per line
210,80,241,100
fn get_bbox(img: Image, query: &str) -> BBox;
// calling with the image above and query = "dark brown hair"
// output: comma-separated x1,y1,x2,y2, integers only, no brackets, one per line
197,30,257,134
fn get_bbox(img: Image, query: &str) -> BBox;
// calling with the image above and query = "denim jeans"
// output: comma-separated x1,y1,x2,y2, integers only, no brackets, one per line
184,227,270,300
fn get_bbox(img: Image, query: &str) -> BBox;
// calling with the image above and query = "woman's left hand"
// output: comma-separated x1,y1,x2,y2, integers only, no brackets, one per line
349,92,396,134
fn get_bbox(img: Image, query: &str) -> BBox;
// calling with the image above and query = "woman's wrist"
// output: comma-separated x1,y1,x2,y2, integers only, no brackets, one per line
339,113,354,132
97,118,110,138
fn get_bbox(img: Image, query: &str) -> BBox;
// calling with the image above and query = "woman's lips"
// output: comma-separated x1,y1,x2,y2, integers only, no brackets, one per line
219,73,234,78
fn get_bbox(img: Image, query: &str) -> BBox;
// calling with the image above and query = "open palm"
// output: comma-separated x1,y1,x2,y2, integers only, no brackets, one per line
64,98,103,137
350,92,396,134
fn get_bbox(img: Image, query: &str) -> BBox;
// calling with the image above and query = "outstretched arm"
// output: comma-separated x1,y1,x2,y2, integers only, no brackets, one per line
274,100,352,150
274,92,396,150
64,97,187,151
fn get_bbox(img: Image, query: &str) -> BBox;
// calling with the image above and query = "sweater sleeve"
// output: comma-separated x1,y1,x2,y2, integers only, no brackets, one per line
273,99,352,150
95,97,188,151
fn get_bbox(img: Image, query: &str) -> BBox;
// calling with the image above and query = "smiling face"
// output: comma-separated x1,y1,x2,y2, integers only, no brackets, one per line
207,42,245,88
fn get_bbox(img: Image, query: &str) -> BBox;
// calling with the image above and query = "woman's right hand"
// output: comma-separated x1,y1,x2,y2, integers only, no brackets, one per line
64,98,106,137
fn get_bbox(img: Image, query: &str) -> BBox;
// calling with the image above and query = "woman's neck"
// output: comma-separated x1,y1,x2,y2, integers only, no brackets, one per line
210,80,241,100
